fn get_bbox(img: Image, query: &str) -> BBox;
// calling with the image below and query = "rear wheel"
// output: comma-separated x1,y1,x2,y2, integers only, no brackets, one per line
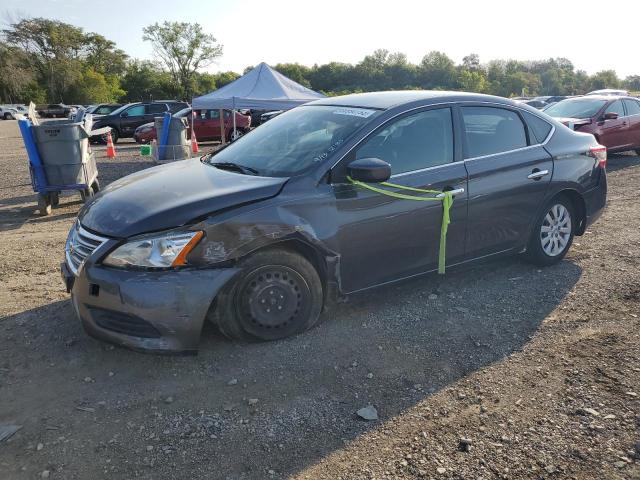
3,113,11,120
227,128,245,143
525,196,575,266
210,249,324,342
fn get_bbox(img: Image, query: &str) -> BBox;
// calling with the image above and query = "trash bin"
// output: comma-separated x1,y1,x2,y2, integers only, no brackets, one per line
154,117,190,161
31,120,97,186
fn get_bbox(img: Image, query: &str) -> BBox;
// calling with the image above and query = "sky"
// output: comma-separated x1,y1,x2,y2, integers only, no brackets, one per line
3,0,640,77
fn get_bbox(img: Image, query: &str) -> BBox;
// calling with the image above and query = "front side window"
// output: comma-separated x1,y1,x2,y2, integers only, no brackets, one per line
207,105,382,177
462,107,527,158
605,100,625,117
355,108,454,175
125,105,146,116
624,99,640,116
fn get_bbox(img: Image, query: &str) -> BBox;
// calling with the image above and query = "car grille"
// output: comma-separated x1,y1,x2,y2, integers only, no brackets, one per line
65,222,108,275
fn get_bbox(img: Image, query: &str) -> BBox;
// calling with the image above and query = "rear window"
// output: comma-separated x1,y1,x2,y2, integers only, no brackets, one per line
461,107,527,158
522,111,553,144
545,99,606,119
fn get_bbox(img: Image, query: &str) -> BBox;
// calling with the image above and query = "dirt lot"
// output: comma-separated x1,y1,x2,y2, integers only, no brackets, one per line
0,119,638,480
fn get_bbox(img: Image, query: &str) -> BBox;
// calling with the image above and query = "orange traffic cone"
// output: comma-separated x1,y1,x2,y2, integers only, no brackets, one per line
106,131,116,159
191,130,199,154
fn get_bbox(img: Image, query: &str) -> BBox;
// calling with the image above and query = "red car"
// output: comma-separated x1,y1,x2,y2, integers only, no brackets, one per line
544,96,640,154
133,108,251,144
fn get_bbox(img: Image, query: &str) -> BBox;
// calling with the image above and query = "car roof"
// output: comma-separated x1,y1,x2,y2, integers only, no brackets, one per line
309,90,518,110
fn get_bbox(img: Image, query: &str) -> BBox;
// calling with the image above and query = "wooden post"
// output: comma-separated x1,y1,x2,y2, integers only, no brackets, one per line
219,109,226,146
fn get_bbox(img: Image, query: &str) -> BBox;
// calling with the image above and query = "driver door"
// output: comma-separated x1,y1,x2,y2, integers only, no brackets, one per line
331,106,468,293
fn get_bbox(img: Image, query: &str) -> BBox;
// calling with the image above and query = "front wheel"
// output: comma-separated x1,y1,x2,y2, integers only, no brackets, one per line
210,249,324,342
525,196,575,266
3,113,11,120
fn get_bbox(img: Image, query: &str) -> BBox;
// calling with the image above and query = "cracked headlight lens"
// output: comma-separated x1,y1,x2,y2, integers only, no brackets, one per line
103,231,203,268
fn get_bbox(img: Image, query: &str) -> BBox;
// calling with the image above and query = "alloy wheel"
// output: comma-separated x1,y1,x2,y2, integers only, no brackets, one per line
540,204,572,256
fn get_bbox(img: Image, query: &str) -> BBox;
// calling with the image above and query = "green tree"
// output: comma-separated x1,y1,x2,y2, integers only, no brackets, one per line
119,60,179,102
0,42,35,102
68,68,124,104
2,18,86,101
84,33,128,77
274,63,311,87
418,51,455,89
589,70,620,90
142,21,223,98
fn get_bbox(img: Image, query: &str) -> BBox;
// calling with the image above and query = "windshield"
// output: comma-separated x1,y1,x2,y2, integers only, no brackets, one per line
206,105,381,177
109,104,135,116
544,99,607,119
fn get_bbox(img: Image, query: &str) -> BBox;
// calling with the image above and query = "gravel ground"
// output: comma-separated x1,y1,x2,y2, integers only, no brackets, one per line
0,119,638,480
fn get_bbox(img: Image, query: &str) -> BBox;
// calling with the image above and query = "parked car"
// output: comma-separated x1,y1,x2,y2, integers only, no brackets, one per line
522,100,548,110
543,95,640,154
72,103,123,120
62,91,607,353
260,110,284,123
586,89,629,97
90,101,189,143
133,108,251,144
1,105,27,119
36,103,73,118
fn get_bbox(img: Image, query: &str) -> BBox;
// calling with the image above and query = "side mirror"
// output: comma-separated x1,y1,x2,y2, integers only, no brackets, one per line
603,112,618,120
120,112,129,118
347,158,391,183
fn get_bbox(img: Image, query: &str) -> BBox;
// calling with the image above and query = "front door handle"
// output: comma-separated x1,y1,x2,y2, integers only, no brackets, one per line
527,169,549,180
436,187,465,198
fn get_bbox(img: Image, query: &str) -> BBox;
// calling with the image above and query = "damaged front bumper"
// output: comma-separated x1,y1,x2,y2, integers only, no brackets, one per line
63,261,238,354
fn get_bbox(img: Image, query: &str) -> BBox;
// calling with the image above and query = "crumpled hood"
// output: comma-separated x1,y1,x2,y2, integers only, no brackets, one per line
79,158,288,238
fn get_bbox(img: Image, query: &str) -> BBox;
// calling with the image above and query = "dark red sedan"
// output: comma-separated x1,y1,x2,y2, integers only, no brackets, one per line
134,108,251,144
544,96,640,154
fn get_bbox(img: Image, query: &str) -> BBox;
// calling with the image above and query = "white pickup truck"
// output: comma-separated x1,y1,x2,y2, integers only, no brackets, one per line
0,105,28,120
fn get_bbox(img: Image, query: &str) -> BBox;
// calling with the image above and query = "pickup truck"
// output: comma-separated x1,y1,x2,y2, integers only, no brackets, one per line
0,105,28,120
36,104,73,118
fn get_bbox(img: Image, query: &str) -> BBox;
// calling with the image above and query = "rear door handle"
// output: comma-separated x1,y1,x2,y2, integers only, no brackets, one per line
436,187,465,198
528,169,549,180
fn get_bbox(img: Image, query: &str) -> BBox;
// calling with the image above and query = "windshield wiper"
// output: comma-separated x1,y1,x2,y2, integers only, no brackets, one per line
209,161,259,176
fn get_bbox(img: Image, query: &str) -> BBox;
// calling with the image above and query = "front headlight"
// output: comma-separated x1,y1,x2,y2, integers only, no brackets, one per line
103,231,204,268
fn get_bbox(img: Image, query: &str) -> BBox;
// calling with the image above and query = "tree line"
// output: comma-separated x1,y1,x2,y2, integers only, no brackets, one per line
1,17,639,105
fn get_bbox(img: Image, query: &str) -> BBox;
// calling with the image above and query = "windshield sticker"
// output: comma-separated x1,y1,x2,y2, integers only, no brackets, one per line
332,108,376,118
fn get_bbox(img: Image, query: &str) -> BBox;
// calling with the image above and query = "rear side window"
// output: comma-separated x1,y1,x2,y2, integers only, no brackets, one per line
355,107,454,174
623,99,640,116
606,100,625,117
147,103,167,114
522,111,553,144
461,107,527,158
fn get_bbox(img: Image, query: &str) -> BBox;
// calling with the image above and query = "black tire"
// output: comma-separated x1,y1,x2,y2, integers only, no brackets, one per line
37,193,52,216
635,149,640,156
80,185,94,203
3,113,11,120
227,128,245,143
50,191,60,206
525,195,575,266
210,248,324,342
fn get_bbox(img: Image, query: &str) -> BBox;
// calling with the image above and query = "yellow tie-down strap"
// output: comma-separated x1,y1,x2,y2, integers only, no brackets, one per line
347,176,454,274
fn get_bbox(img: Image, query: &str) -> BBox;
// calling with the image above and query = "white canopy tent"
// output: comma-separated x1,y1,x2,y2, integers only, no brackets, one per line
192,62,325,111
